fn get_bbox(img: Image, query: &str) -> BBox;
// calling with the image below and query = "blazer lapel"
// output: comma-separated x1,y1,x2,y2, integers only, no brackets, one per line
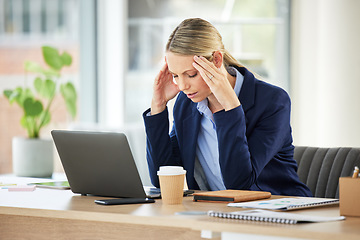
181,107,201,162
179,106,201,188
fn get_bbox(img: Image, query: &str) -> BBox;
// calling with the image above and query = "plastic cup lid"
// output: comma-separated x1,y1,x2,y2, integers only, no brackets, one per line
157,166,186,176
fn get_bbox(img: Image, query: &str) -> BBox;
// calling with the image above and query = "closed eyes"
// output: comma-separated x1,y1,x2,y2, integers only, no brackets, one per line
189,73,197,78
172,72,197,78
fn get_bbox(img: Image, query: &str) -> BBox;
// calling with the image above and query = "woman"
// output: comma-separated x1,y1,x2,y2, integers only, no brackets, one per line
143,18,312,196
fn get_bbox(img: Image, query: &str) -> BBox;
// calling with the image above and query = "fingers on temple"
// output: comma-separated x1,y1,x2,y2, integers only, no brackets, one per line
192,62,207,78
193,56,218,78
156,64,169,84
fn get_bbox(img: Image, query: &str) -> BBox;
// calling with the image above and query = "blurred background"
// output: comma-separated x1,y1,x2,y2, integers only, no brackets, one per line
1,0,359,185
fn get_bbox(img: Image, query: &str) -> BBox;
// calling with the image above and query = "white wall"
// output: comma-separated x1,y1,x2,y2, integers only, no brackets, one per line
291,0,360,148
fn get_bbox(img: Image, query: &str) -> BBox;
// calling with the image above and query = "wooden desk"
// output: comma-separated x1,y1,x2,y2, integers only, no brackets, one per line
0,186,359,240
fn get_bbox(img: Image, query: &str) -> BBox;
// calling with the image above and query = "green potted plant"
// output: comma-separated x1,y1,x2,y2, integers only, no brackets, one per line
3,46,77,177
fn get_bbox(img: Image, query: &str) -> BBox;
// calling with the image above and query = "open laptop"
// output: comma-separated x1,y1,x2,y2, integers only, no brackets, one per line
51,130,160,198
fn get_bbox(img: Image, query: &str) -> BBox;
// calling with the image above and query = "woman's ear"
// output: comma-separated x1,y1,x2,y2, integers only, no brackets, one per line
212,51,223,68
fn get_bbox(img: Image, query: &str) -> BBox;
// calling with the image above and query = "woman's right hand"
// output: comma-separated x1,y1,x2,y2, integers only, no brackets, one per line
151,62,180,115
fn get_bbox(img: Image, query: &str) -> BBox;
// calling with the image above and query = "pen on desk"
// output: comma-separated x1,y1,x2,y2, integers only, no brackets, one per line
352,166,359,178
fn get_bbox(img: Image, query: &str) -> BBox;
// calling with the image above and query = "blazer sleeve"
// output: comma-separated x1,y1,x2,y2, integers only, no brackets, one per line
214,87,292,189
143,108,182,187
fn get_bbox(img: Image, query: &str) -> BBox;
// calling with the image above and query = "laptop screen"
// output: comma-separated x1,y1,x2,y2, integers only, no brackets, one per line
51,130,148,198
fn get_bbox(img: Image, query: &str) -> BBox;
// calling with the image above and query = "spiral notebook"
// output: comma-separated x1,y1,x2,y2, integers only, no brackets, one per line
227,197,339,210
208,209,345,224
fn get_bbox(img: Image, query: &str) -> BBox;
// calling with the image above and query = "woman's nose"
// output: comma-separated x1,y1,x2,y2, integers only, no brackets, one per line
177,77,190,91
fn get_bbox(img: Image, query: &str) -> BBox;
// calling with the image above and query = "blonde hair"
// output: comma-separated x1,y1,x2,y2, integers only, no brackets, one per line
166,18,244,69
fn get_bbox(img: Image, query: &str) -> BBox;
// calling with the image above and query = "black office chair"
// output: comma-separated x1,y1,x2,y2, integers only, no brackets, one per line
294,146,360,198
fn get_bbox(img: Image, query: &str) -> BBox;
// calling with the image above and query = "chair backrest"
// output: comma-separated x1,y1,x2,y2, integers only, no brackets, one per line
294,146,360,198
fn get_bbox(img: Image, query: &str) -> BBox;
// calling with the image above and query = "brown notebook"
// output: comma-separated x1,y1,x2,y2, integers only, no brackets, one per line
193,190,271,203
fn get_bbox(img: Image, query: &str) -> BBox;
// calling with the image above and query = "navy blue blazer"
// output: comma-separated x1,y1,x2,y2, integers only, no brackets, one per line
143,66,312,197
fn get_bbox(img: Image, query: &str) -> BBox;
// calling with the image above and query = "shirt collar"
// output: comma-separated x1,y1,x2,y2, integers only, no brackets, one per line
230,66,244,97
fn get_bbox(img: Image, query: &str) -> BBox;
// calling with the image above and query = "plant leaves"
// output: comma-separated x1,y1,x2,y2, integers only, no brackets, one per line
60,82,77,119
39,110,51,127
21,88,34,106
25,60,60,78
4,87,27,106
23,97,43,117
3,89,21,106
64,100,77,119
24,61,44,73
43,68,61,78
10,88,23,105
20,116,39,138
60,82,77,100
6,45,75,138
3,89,14,100
44,79,56,99
20,115,29,129
61,52,72,66
34,77,43,95
42,46,63,70
34,77,56,99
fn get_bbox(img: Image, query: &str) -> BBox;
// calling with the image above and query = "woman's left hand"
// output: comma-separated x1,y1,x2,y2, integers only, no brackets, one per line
192,55,240,112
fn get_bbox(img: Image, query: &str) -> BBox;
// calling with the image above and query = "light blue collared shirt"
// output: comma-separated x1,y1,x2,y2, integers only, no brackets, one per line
195,67,244,190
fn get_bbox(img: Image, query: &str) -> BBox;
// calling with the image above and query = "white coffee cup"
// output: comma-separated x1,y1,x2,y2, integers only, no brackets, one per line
157,166,186,176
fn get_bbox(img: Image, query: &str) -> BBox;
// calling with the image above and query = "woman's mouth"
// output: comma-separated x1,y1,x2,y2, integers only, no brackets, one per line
186,92,198,99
